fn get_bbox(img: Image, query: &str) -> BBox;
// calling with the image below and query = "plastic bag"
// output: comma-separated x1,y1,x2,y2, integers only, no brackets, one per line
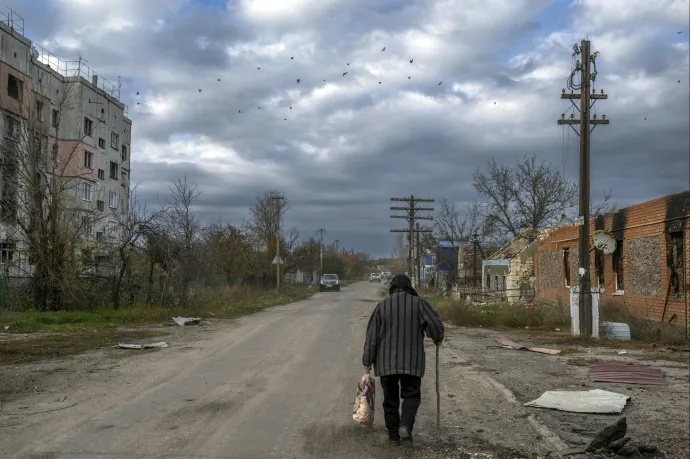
352,370,375,426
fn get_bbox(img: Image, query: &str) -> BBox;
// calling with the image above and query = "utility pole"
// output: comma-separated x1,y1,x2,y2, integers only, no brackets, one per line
334,240,340,256
558,40,609,338
272,194,284,289
317,228,325,278
415,223,421,286
390,196,434,288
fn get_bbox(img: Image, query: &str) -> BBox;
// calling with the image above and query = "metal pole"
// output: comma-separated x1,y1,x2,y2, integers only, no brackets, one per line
276,197,280,289
409,196,415,284
578,40,593,338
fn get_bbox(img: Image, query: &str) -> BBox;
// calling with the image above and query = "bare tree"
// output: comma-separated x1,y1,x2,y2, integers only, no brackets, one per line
390,233,407,274
591,189,617,217
105,186,164,310
473,154,578,240
434,200,483,244
166,176,202,302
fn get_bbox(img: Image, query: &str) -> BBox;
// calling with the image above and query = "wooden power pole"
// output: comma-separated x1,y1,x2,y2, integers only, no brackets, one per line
390,195,434,288
557,40,609,338
317,228,325,278
272,195,284,289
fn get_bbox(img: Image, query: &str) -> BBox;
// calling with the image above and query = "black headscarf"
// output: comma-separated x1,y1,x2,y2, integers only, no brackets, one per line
389,274,418,297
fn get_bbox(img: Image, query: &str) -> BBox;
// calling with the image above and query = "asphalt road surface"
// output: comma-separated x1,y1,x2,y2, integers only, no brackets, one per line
2,282,529,459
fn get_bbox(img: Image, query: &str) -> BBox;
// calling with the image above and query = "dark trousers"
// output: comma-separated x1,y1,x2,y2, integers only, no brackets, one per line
380,375,422,439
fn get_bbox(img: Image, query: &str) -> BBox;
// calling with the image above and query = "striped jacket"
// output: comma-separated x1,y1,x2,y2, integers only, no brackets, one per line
362,289,444,378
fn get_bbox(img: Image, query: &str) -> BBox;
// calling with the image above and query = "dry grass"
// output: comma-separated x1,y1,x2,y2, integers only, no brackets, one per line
0,285,314,365
426,294,689,349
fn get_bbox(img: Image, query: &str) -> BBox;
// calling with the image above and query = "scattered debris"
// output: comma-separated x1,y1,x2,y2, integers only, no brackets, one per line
586,417,627,452
617,350,627,355
585,417,661,457
524,389,630,414
589,361,666,385
118,342,169,350
173,317,201,326
495,335,561,355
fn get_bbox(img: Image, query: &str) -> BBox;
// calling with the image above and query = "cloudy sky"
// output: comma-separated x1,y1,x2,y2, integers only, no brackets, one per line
10,0,689,257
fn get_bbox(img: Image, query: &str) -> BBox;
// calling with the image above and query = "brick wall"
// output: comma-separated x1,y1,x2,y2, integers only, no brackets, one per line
535,191,690,322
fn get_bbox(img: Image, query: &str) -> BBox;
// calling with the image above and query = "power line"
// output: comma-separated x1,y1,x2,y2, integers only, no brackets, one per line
390,195,434,287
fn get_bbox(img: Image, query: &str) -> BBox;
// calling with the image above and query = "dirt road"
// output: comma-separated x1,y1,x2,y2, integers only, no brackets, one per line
2,282,685,458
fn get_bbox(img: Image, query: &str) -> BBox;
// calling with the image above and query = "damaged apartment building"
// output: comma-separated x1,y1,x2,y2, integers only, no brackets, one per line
0,13,131,276
535,191,689,322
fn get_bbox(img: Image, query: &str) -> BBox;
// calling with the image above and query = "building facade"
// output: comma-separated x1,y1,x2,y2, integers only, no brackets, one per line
0,17,131,276
535,191,689,322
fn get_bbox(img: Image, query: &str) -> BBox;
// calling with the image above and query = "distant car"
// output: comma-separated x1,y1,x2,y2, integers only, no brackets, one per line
320,274,340,292
369,273,381,283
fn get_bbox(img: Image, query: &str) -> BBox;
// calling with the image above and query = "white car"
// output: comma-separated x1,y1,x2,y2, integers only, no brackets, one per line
320,274,340,292
369,273,381,283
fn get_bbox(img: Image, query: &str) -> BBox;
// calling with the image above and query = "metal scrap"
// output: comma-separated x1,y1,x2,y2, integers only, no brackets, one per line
525,389,630,414
495,335,561,355
173,317,201,326
118,342,169,350
589,361,666,385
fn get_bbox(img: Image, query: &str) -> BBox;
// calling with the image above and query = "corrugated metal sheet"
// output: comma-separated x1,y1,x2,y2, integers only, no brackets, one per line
589,361,667,385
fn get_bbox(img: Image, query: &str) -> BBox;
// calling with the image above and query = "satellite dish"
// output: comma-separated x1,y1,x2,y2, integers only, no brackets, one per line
592,230,616,254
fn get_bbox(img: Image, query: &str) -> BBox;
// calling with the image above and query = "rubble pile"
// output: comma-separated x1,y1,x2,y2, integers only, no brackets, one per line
585,417,663,457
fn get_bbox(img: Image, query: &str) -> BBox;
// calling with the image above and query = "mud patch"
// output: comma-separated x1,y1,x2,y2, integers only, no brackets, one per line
300,422,529,459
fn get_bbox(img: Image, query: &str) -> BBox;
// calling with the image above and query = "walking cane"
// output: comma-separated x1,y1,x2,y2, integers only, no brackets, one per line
435,343,441,443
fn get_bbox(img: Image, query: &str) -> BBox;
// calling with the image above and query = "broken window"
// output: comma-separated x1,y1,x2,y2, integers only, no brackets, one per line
668,232,684,298
99,137,106,149
502,276,506,292
121,144,128,161
563,248,571,288
613,239,624,292
0,241,15,263
109,161,118,179
36,101,44,121
98,169,105,180
83,150,94,169
111,131,119,149
7,74,22,100
51,109,59,128
5,116,19,140
486,273,490,290
494,275,498,291
83,117,93,137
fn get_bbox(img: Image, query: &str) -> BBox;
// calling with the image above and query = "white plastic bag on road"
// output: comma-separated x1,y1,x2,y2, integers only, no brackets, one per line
352,370,375,427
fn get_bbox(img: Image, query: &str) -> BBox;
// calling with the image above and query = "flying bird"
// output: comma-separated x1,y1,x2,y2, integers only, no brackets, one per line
410,59,413,63
217,78,221,81
136,91,139,95
137,102,140,105
284,118,287,120
346,63,350,65
494,102,496,105
408,76,411,79
379,81,382,84
198,89,202,92
679,80,681,83
290,106,292,109
291,56,294,59
678,31,683,34
257,67,261,70
438,81,442,85
239,110,241,113
381,47,386,51
258,106,261,109
342,72,348,76
297,78,301,83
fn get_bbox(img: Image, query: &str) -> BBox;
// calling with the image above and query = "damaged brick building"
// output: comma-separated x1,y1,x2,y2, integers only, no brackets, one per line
535,191,689,322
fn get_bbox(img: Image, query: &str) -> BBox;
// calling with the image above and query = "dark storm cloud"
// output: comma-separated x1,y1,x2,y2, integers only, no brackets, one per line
14,0,690,257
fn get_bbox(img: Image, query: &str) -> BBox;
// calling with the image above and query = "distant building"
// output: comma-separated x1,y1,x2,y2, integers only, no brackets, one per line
0,12,132,276
483,228,540,303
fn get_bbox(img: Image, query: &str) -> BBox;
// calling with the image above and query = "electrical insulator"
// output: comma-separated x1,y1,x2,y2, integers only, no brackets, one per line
562,88,566,94
561,113,565,120
593,114,597,120
570,113,575,119
601,89,604,95
602,114,606,120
